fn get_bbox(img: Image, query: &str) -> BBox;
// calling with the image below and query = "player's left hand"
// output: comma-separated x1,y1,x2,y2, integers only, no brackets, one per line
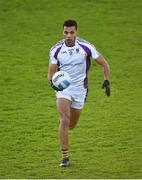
102,80,110,96
50,80,62,91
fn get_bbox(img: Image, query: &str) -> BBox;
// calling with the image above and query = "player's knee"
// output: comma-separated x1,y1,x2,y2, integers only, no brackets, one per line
60,116,70,129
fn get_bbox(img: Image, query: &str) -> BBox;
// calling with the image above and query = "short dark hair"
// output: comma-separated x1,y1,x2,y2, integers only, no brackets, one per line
63,19,77,29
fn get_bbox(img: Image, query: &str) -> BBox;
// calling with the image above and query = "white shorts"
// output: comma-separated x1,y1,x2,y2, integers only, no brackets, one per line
56,86,88,109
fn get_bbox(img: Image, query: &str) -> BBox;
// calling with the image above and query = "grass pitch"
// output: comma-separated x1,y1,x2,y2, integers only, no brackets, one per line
0,0,142,178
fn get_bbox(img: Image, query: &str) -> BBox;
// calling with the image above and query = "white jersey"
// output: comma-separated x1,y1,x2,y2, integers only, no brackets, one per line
49,37,99,89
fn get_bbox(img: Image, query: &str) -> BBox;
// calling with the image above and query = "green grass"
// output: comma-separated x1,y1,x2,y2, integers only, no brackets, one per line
0,0,142,178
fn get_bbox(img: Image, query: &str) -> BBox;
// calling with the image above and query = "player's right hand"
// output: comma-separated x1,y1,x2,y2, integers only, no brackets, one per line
50,80,61,91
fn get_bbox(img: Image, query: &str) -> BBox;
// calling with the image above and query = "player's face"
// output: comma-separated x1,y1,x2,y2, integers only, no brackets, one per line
63,26,77,46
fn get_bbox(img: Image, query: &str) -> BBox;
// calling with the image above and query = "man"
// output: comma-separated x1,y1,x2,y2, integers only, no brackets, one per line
48,19,110,167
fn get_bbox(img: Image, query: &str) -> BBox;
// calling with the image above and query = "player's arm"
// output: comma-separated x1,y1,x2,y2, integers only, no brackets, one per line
48,64,60,91
96,54,110,96
96,54,110,81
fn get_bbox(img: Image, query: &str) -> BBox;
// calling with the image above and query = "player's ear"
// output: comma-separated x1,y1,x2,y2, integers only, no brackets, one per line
62,29,65,36
76,28,78,35
62,26,65,35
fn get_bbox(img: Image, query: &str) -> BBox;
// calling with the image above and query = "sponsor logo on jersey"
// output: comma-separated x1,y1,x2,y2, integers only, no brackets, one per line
61,51,67,54
76,48,79,53
68,49,74,55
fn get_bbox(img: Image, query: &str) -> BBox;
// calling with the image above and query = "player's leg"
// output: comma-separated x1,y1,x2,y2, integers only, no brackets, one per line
69,108,82,129
56,98,71,166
